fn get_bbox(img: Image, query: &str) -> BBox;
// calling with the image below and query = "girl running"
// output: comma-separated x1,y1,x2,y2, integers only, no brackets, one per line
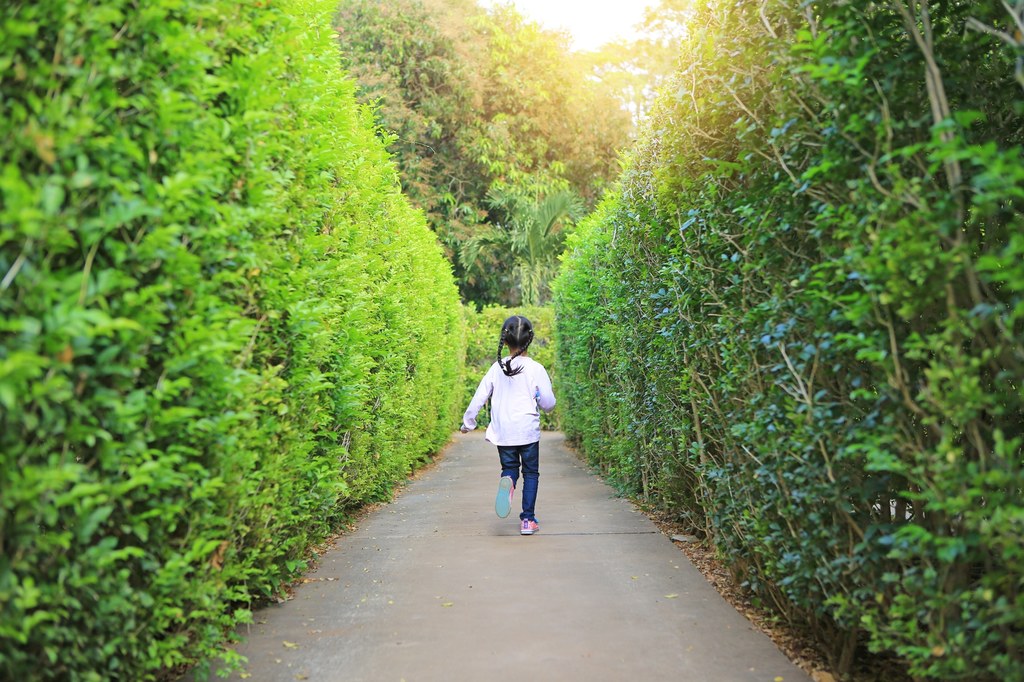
461,315,556,535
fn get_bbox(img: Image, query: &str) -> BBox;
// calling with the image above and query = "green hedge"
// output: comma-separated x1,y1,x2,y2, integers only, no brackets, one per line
555,2,1023,679
0,0,464,679
462,305,558,431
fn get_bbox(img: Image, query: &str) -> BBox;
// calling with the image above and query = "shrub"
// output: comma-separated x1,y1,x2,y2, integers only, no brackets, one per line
0,0,463,678
554,2,1024,679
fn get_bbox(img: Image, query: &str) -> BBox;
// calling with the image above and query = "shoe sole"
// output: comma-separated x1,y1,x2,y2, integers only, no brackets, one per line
495,477,513,518
520,525,538,535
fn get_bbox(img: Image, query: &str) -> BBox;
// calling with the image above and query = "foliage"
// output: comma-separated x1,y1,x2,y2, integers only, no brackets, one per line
0,0,464,679
334,0,631,306
335,0,487,260
554,1,1024,680
463,188,581,307
462,305,558,432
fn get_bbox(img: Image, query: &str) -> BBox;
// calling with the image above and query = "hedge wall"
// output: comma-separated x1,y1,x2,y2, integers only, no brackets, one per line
0,0,464,679
554,2,1023,680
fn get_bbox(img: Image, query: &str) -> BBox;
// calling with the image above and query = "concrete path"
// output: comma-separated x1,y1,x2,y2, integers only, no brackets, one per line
202,433,809,682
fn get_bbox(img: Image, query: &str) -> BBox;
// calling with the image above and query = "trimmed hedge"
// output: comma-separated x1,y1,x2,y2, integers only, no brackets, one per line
0,0,464,679
555,2,1023,680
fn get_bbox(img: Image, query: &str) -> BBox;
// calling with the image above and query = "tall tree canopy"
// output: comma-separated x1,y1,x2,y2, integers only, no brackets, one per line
335,0,631,305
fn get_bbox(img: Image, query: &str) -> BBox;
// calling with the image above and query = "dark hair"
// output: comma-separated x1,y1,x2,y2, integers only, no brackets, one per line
497,315,534,377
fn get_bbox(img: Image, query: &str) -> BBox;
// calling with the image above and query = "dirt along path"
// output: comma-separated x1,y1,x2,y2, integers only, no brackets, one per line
190,432,810,682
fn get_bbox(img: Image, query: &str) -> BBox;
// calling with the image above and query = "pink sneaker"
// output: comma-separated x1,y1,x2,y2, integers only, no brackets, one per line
520,519,539,535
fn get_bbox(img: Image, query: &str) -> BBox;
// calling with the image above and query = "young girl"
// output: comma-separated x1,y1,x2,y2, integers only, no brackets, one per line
461,315,556,535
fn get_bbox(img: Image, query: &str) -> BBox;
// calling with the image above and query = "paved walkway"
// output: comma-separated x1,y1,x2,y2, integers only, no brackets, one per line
200,433,810,682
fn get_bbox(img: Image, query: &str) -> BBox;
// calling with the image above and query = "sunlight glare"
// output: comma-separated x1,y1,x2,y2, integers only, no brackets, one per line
480,0,661,51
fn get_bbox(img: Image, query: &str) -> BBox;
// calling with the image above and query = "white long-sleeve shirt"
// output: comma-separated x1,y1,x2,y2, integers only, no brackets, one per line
462,356,556,446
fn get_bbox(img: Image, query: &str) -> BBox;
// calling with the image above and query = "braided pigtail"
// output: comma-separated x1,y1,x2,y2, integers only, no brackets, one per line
497,328,509,375
503,346,524,376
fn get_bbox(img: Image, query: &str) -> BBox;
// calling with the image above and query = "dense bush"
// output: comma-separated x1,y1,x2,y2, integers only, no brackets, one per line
555,1,1023,679
462,305,558,431
0,0,464,679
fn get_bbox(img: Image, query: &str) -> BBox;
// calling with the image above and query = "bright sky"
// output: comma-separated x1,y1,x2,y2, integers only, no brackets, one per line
480,0,660,52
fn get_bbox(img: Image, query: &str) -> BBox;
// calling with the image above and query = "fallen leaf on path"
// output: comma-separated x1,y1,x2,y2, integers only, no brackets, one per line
240,673,251,679
282,641,299,649
441,602,454,607
665,594,679,599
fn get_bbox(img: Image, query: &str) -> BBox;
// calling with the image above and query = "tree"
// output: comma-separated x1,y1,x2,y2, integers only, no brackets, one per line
335,0,631,305
473,5,630,203
335,0,488,256
463,187,582,306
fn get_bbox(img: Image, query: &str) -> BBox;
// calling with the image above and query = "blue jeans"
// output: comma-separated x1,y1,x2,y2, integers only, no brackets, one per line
497,441,539,521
